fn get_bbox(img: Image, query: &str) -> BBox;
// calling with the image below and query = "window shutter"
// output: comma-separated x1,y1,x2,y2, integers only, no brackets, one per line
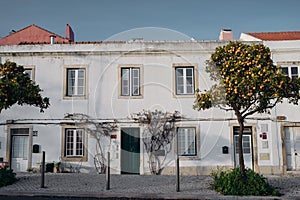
67,69,75,96
131,68,140,96
186,68,194,94
121,68,130,96
187,128,196,154
77,69,85,95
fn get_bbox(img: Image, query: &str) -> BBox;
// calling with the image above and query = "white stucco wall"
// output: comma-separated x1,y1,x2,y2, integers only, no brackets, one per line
0,39,299,174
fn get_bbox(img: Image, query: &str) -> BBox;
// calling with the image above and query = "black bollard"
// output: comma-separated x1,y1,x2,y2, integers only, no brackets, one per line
176,156,180,192
41,151,45,188
106,152,110,190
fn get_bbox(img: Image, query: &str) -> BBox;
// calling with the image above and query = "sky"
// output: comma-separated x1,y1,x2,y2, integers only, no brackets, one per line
1,0,300,41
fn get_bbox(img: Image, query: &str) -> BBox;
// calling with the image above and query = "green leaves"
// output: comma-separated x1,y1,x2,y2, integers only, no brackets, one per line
211,168,280,196
0,61,50,113
194,41,300,118
0,166,17,187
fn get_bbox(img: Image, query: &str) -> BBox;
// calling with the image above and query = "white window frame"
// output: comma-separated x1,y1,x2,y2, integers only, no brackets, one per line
173,64,198,97
23,66,35,81
64,65,88,99
65,128,84,157
177,127,197,156
67,68,85,96
119,65,143,98
281,66,300,80
61,126,88,162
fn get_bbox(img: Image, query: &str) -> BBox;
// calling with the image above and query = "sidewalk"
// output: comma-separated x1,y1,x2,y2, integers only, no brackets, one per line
0,173,299,199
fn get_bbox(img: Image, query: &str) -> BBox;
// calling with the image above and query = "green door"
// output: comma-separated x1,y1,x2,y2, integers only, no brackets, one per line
121,128,140,174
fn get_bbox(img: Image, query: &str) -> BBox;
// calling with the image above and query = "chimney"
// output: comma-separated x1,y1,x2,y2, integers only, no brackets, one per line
50,35,56,44
219,29,233,41
66,24,74,42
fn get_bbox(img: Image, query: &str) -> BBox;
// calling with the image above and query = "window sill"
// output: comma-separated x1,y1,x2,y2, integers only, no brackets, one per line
63,96,88,100
178,156,199,160
118,95,143,99
61,156,87,162
173,94,195,98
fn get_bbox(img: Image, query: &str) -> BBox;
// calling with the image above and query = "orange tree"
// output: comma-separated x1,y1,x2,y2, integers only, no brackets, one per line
194,41,300,173
0,61,50,113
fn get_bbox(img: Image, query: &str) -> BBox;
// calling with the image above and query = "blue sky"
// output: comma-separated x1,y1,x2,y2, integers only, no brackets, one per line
1,0,300,41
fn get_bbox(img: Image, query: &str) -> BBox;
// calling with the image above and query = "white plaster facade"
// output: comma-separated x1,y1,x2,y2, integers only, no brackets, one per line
0,39,299,175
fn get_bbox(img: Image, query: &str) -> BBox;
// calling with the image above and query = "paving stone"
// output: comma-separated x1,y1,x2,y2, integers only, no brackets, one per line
0,173,299,199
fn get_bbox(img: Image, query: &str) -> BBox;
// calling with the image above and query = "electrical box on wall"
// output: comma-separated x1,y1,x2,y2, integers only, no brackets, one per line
260,132,267,140
222,146,229,154
33,144,40,153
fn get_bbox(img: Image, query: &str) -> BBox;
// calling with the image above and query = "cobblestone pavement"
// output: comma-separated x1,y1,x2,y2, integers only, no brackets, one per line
0,173,299,199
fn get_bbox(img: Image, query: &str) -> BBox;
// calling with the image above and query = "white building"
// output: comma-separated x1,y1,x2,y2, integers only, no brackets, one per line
0,27,299,175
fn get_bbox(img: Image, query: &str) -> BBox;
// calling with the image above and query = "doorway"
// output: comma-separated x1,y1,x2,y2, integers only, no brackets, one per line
10,128,30,172
284,127,300,171
121,128,140,174
233,126,254,169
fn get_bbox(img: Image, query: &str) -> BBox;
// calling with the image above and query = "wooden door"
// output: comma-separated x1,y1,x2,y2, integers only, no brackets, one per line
121,128,140,174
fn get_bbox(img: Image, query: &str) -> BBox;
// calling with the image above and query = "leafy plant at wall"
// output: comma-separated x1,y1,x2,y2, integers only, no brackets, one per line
194,41,300,173
211,168,280,196
0,61,50,113
0,166,17,187
131,110,182,175
64,113,118,174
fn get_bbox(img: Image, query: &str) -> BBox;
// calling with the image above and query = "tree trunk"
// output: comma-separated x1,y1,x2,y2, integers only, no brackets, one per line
237,115,245,173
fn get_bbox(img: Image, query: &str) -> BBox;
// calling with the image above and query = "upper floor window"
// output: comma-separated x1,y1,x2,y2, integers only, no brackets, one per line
281,66,299,80
175,66,195,95
177,127,197,156
66,68,86,97
120,66,141,97
23,66,35,80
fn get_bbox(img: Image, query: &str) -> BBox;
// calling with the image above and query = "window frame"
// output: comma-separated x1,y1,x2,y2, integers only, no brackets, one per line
176,125,199,159
63,65,88,99
118,65,143,99
6,125,33,170
61,126,88,162
173,64,198,97
281,66,300,80
23,65,35,81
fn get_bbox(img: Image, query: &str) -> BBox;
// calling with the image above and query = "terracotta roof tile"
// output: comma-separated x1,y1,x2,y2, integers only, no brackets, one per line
247,31,300,41
0,24,69,45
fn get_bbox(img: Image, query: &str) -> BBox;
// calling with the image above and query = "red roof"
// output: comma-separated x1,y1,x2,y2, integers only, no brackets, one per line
0,24,69,45
247,31,300,41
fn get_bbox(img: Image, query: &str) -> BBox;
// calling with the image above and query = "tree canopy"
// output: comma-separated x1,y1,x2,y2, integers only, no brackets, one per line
0,61,50,113
194,41,300,172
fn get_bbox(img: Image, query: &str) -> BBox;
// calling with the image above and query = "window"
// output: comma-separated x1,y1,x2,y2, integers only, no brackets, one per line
23,66,35,80
66,68,85,96
175,67,195,95
120,67,141,96
177,127,196,156
61,126,87,162
65,128,84,157
24,69,32,79
234,135,251,154
281,66,299,80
